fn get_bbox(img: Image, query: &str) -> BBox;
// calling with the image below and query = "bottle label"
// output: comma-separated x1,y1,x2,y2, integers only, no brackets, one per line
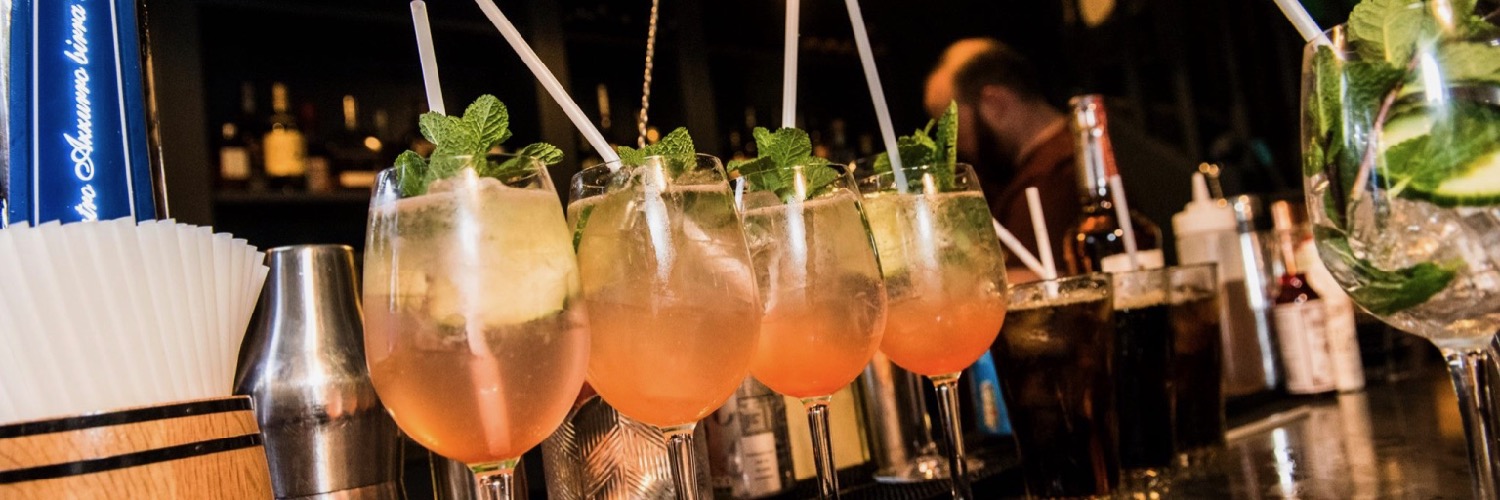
263,129,306,177
219,147,250,181
1323,297,1365,391
1099,248,1165,273
7,0,157,224
737,432,783,497
1273,299,1335,394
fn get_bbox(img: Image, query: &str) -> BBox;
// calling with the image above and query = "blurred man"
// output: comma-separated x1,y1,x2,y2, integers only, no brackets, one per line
925,38,1199,275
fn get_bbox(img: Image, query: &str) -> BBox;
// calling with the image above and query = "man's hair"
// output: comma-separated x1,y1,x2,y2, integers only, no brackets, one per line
946,38,1045,105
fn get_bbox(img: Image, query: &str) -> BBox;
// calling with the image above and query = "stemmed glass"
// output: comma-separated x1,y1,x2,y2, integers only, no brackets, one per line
1301,23,1500,498
733,163,888,499
362,154,590,499
568,154,763,500
855,161,1010,499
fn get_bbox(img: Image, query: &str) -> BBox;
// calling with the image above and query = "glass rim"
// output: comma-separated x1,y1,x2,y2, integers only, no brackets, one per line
850,159,983,195
1010,271,1112,291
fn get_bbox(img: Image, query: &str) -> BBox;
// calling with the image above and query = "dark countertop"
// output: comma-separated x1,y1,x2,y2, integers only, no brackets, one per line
1173,371,1472,499
834,368,1473,499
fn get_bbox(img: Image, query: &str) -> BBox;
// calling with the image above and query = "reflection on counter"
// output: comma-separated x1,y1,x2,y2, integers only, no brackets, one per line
1177,371,1469,499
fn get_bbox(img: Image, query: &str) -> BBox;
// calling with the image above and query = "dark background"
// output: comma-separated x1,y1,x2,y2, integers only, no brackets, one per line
147,0,1361,250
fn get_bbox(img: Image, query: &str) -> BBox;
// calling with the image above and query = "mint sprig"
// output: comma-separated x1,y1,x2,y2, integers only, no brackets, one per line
394,94,562,197
872,101,959,191
616,127,697,174
726,127,841,203
1314,227,1458,315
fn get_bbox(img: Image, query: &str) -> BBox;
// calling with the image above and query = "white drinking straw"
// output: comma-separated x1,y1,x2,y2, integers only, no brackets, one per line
782,0,800,129
992,219,1046,278
843,0,909,192
1108,175,1141,270
1271,0,1331,46
474,0,620,164
409,1,446,115
1025,187,1058,281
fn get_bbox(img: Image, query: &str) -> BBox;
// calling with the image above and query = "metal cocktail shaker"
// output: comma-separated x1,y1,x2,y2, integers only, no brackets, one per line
234,245,403,499
858,352,949,483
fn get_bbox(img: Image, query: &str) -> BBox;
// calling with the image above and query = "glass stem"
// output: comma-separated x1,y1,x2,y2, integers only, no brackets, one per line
932,373,973,500
803,396,841,499
664,424,701,500
1443,347,1500,500
470,458,519,500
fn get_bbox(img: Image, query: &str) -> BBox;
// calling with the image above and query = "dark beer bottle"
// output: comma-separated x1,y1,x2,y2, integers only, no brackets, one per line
1061,95,1163,274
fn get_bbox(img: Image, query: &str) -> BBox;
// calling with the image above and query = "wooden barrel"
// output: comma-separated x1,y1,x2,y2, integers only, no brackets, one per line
0,396,272,499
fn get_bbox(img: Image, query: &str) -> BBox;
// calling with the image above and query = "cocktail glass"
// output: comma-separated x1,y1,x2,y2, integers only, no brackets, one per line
568,154,762,500
362,155,590,500
854,161,1009,499
735,162,888,499
1302,23,1500,497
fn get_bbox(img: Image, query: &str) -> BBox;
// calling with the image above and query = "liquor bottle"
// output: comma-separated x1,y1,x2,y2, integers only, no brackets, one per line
262,82,307,190
1061,95,1164,274
706,377,795,499
329,95,382,189
1300,240,1365,392
783,385,871,481
216,123,251,190
1270,200,1335,395
230,82,267,191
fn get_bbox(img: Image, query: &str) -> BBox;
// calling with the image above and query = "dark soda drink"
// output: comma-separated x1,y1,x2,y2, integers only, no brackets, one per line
992,275,1118,498
1113,296,1175,472
1171,290,1226,457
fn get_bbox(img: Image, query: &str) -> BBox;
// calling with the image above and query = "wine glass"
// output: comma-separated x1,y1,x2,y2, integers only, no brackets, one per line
733,163,888,499
854,161,1010,499
568,154,762,500
362,154,590,499
1301,23,1500,498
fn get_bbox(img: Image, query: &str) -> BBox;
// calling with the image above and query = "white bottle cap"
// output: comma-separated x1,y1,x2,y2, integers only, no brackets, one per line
1171,173,1235,236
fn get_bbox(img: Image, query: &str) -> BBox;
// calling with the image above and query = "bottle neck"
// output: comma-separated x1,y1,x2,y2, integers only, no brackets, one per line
1070,96,1118,205
1278,230,1302,277
342,96,358,132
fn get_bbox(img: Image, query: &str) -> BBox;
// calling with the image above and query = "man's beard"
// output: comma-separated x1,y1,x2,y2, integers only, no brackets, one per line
964,114,1018,188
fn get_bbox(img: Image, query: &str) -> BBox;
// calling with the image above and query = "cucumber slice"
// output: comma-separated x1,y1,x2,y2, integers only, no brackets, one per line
1379,112,1434,153
1423,149,1500,207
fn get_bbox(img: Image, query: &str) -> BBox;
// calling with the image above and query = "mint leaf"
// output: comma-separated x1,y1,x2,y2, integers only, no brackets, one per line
757,127,814,170
728,127,842,203
1315,228,1458,315
463,95,512,148
395,95,565,196
571,204,594,251
1438,41,1500,84
395,150,429,197
933,102,959,188
1348,0,1434,65
419,113,464,145
1389,102,1500,195
615,127,697,174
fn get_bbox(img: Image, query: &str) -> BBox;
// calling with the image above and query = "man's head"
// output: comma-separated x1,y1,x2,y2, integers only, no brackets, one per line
925,38,1056,171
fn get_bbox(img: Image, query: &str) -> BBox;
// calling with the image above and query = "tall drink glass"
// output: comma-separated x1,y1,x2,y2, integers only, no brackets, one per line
362,155,590,500
1168,263,1224,466
568,154,762,500
855,161,1009,499
992,273,1118,499
1301,22,1500,497
735,163,888,499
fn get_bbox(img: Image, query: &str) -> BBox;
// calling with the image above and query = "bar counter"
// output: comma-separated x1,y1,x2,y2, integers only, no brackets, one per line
833,367,1471,499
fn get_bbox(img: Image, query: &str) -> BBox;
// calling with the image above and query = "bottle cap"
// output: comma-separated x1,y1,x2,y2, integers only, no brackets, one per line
1171,172,1235,236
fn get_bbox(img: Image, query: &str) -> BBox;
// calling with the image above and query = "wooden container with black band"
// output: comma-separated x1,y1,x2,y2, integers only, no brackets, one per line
0,396,272,498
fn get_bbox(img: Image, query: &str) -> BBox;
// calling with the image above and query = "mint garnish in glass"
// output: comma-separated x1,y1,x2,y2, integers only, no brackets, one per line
392,94,563,197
